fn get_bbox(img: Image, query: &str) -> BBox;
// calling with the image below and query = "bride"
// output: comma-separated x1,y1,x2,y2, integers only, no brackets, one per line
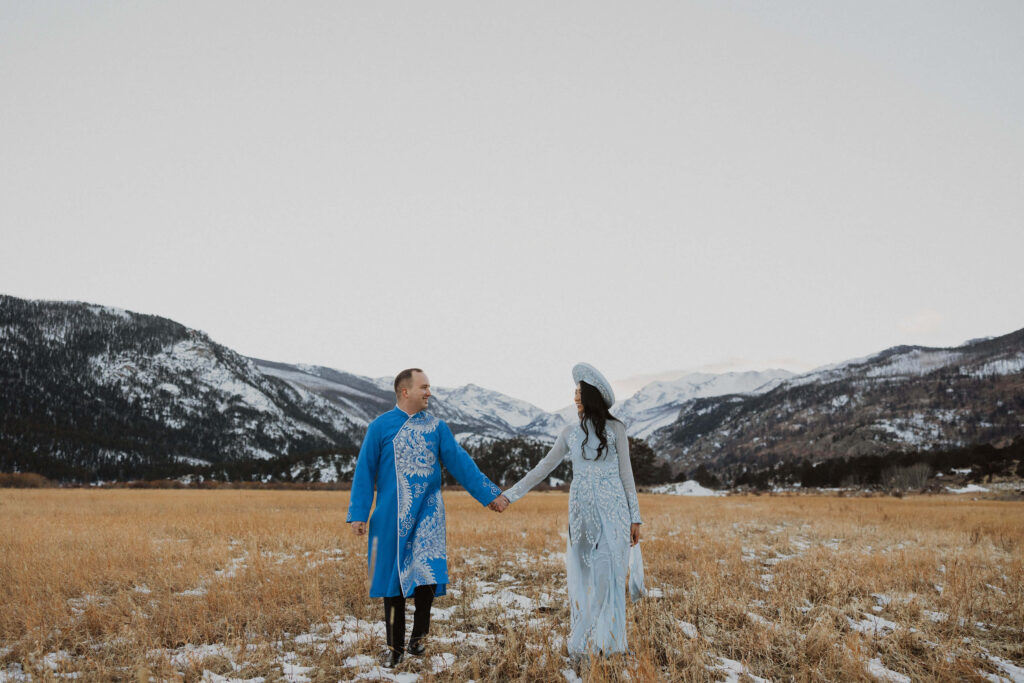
491,363,642,657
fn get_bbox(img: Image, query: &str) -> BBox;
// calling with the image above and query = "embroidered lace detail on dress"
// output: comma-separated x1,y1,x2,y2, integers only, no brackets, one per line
395,414,440,479
400,490,447,591
567,423,629,569
394,413,445,594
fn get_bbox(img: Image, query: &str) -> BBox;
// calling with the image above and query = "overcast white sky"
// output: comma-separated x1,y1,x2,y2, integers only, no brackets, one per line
3,1,1023,410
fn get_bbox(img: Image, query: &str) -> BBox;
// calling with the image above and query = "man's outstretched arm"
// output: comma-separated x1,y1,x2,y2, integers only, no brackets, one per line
436,421,502,506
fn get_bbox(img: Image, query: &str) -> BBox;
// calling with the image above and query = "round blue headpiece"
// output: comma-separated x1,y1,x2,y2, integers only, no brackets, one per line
572,362,615,408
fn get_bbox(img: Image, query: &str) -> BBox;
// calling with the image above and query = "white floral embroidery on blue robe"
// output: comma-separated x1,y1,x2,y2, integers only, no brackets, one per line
347,407,502,598
503,419,642,656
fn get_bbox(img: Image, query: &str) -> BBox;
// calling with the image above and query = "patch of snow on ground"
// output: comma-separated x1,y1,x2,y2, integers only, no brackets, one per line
982,653,1024,683
678,620,699,638
746,612,776,628
429,605,457,621
428,653,457,673
342,655,377,668
866,657,911,683
42,651,73,672
328,616,385,646
0,664,30,682
281,661,312,683
166,643,236,668
202,672,265,683
947,484,989,494
709,656,770,683
352,668,420,682
215,553,249,579
848,614,900,636
433,631,497,648
470,588,536,613
649,480,723,496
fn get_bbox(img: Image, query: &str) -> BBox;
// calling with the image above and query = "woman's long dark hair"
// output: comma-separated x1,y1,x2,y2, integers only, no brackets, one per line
578,381,621,460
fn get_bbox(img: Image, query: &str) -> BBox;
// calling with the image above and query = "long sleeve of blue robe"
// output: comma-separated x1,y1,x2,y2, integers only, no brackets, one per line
437,421,504,505
346,407,501,598
347,420,381,524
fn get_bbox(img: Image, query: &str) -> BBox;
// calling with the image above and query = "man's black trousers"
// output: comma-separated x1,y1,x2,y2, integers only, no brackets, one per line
383,584,436,654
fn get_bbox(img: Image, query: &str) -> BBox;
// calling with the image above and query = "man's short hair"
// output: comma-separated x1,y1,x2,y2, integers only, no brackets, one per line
394,368,424,397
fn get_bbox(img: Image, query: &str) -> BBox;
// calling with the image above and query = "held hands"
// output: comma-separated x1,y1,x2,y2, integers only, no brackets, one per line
350,521,367,536
488,494,510,513
630,523,641,546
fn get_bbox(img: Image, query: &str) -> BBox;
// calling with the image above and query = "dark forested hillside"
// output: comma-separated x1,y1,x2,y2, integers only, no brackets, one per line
0,296,360,481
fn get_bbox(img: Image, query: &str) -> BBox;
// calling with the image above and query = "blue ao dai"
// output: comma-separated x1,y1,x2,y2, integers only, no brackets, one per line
347,407,502,598
503,419,642,656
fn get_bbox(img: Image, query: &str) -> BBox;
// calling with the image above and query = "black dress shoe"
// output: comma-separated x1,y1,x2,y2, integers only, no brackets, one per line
407,638,426,656
383,651,404,668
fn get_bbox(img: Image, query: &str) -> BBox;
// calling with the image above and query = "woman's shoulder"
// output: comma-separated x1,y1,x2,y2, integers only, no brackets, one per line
609,419,628,439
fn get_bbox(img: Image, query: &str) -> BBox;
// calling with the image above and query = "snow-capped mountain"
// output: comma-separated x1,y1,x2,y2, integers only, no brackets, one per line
253,362,566,441
0,295,361,480
5,292,1021,484
431,383,554,434
650,329,1024,475
253,360,395,426
614,370,795,438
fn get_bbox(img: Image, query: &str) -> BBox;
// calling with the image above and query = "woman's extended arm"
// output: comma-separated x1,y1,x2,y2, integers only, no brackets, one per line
502,426,571,504
614,421,643,525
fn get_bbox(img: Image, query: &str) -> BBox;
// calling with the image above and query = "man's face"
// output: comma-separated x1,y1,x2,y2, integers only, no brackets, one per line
404,371,432,411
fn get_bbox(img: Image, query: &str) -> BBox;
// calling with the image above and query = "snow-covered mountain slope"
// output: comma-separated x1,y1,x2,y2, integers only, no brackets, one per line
790,343,1024,386
253,360,394,426
253,362,565,441
431,383,551,432
0,295,362,480
87,339,361,452
519,410,571,440
650,328,1024,472
615,370,795,438
8,293,1020,485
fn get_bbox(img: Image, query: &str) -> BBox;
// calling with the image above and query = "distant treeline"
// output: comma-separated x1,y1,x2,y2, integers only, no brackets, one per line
0,447,356,485
0,472,350,490
5,435,1022,491
461,436,671,488
727,437,1024,490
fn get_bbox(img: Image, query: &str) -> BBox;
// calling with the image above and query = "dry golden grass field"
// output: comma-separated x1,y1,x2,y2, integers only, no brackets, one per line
1,489,1022,682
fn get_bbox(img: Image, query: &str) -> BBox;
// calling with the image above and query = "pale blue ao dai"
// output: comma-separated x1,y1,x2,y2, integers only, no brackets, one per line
503,419,642,656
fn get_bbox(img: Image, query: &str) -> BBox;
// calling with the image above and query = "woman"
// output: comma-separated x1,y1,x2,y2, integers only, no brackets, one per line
493,362,642,657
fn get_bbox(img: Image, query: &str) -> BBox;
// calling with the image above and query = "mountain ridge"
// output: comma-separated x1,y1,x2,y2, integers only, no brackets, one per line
649,329,1024,477
3,293,1021,483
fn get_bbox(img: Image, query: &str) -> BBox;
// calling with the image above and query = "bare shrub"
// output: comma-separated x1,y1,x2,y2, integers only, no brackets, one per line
0,472,54,488
883,463,932,491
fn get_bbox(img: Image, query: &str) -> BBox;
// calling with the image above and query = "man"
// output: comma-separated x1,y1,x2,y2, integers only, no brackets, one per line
347,368,507,667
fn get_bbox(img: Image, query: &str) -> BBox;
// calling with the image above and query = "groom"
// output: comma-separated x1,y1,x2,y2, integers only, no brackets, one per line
347,368,506,667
